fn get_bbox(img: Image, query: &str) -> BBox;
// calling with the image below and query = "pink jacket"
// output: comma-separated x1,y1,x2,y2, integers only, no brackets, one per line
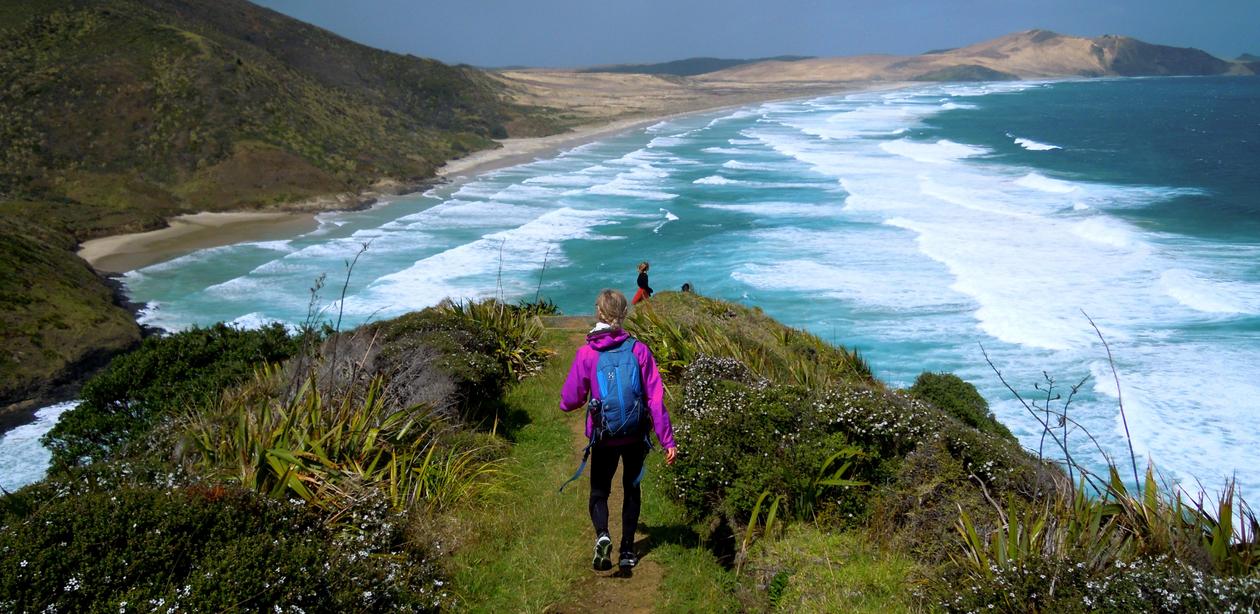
560,328,676,449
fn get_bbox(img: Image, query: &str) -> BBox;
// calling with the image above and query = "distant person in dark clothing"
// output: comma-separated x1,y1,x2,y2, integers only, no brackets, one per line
632,261,653,305
681,282,692,293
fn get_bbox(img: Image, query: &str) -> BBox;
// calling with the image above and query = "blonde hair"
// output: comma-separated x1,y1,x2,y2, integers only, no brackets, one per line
637,261,649,273
595,289,628,328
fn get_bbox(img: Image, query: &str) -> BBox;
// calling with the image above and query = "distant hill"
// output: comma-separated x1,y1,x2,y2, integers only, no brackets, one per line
909,64,1019,82
701,30,1251,83
1238,53,1260,62
0,0,563,413
581,55,812,77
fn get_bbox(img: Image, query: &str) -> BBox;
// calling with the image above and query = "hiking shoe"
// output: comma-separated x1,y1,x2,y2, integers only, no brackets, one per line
618,550,638,569
592,534,613,571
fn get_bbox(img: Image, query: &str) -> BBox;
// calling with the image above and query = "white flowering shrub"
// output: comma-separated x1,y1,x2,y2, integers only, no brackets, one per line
669,355,1047,533
933,555,1260,613
0,484,450,612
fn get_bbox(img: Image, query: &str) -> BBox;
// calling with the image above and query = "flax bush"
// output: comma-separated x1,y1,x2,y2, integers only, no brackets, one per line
371,299,547,424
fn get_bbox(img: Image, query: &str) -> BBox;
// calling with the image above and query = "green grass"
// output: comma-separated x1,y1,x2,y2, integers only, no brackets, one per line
448,329,590,611
641,459,745,613
749,524,920,613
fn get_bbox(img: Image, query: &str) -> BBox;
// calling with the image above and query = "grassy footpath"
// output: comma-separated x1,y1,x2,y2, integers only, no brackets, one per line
449,319,914,612
450,323,744,612
449,328,591,611
640,466,744,612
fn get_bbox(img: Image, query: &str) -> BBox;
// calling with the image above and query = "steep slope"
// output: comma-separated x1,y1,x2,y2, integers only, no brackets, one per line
700,29,1247,83
0,0,560,414
0,218,139,413
0,0,557,239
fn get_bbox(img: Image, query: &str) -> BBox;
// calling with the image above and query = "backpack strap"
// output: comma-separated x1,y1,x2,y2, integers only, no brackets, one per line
631,432,654,487
559,404,598,493
558,435,595,493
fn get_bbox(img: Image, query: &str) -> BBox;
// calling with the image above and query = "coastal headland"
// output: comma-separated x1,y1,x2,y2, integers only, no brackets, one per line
2,0,1254,429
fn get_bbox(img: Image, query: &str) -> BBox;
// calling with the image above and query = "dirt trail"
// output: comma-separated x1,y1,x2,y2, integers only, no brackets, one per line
544,316,665,613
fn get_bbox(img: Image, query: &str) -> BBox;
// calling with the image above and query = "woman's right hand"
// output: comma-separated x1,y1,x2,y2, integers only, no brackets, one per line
664,447,677,466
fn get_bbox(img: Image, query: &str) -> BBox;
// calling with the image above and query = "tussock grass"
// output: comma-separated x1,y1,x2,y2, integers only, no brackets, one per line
748,525,919,613
627,292,872,387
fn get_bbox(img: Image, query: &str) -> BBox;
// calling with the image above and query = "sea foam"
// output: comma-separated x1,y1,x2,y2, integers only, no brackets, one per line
1009,133,1062,151
0,401,78,492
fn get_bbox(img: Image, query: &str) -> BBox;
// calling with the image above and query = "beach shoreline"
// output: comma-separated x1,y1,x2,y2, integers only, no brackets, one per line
76,83,897,274
76,116,686,273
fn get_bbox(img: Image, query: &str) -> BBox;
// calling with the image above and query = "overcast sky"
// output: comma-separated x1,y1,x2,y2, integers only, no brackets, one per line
253,0,1259,67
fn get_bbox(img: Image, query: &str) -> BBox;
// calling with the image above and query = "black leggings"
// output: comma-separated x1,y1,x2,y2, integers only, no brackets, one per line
589,441,647,551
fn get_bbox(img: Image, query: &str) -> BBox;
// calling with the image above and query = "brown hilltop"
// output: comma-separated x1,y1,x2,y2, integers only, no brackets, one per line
699,29,1250,83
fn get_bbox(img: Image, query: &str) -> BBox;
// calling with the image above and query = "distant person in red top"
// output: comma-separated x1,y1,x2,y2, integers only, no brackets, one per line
632,261,653,305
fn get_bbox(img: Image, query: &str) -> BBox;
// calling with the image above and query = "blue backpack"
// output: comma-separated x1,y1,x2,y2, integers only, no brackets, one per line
559,338,652,492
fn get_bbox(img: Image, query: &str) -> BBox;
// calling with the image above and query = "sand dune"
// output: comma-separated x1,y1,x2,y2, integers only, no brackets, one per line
700,29,1248,83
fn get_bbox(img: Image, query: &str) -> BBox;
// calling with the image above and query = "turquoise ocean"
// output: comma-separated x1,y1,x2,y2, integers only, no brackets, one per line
4,76,1258,495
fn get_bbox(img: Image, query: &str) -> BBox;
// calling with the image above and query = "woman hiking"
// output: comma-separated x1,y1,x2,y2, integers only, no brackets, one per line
560,289,677,571
632,261,653,305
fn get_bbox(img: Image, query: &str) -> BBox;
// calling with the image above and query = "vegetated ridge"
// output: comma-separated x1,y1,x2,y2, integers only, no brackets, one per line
700,29,1257,83
0,0,563,414
4,293,1255,611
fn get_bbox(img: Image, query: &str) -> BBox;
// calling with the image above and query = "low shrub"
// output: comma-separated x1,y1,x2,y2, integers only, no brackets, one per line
671,356,1051,544
670,357,877,526
372,299,547,423
910,372,1014,441
933,462,1260,610
0,485,449,613
867,441,1000,564
933,554,1260,613
42,323,299,472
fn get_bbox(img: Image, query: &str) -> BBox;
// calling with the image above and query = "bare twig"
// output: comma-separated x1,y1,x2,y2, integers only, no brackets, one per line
1036,372,1058,461
970,473,1008,526
534,247,550,305
1082,309,1139,489
495,238,506,312
1061,375,1090,488
980,343,1074,466
328,241,371,392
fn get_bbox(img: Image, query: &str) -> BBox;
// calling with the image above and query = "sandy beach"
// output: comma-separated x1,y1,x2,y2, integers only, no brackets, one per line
76,116,674,273
77,79,884,274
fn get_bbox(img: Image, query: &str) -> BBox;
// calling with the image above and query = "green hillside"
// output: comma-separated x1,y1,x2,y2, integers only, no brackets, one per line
0,0,563,412
0,218,139,410
0,0,560,238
